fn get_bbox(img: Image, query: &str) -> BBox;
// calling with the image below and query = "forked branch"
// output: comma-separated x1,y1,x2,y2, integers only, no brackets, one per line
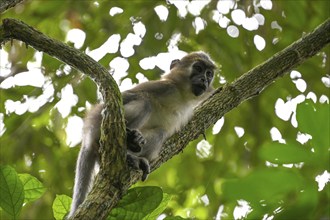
1,18,329,219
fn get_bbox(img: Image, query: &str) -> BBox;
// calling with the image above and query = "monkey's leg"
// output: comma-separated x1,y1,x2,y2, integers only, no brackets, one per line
126,152,150,181
127,128,167,181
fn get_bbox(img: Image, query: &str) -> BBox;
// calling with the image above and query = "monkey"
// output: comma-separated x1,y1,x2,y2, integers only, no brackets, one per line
67,51,216,218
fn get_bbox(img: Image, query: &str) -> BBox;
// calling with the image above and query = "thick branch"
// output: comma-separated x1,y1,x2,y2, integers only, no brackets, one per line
156,19,330,165
0,18,128,219
109,17,330,216
0,0,24,13
1,17,329,219
154,18,330,169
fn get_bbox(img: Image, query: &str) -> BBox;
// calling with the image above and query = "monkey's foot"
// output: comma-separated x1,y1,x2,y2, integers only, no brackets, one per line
127,153,150,181
126,129,146,152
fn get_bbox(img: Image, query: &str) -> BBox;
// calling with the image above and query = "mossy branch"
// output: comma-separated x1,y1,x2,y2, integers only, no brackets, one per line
0,0,24,13
1,17,329,219
0,18,127,219
154,18,330,170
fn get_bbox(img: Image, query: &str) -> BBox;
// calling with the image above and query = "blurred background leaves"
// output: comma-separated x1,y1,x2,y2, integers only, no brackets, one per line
0,0,329,219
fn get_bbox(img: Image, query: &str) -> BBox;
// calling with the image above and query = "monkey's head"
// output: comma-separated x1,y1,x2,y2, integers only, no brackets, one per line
169,52,216,96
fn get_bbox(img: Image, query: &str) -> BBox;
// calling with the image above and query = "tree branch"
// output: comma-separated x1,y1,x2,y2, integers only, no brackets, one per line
1,17,329,219
0,18,128,219
154,18,330,170
0,0,25,13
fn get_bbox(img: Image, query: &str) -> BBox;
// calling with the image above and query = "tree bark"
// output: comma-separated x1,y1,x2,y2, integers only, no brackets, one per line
0,18,329,219
154,18,330,170
0,0,25,13
0,18,128,219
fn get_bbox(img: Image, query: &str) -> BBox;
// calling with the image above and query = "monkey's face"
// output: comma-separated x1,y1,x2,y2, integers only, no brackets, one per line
190,61,214,96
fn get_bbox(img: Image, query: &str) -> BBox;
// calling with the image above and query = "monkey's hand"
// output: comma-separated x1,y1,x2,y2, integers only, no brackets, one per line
126,128,146,152
127,152,150,181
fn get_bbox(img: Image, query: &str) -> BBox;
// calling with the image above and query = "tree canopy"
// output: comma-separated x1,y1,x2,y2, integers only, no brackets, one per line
0,0,329,219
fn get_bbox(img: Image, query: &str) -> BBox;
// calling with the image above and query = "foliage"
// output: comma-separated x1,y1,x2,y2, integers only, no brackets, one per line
0,0,329,219
52,194,71,220
0,165,45,219
108,186,170,220
0,165,24,219
222,101,329,219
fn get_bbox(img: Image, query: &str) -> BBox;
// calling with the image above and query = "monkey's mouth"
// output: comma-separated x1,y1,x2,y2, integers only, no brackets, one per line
192,84,206,96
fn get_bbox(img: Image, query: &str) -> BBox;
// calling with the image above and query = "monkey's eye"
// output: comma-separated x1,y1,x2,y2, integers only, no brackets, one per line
206,70,214,78
194,64,203,73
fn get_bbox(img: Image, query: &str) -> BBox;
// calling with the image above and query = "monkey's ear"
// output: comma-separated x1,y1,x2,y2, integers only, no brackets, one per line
170,59,180,70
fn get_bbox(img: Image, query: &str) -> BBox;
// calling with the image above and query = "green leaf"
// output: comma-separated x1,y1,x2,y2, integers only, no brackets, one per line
275,183,318,220
0,165,24,218
144,193,172,220
222,168,303,204
164,216,186,220
296,102,329,151
52,194,71,220
18,174,46,203
108,186,163,220
259,141,312,164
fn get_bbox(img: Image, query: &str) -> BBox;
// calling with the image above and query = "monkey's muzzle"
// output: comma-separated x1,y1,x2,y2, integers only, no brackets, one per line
192,83,207,96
